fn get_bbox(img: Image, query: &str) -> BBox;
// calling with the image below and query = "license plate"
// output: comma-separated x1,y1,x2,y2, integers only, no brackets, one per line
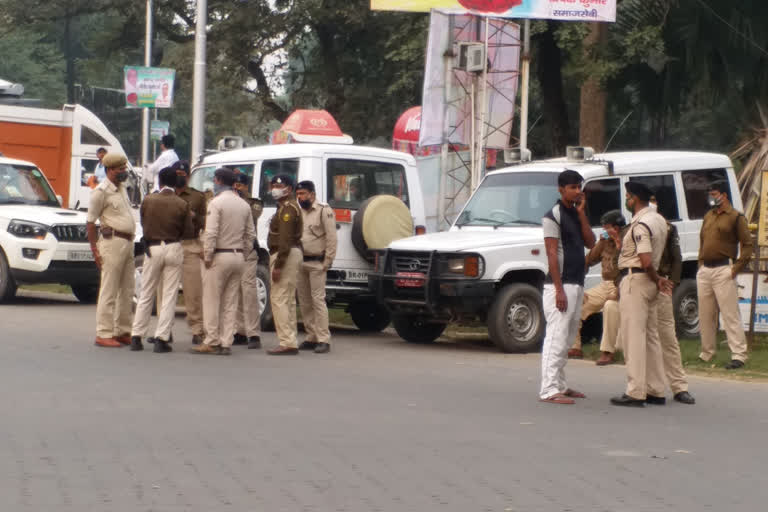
346,270,369,282
395,271,425,288
67,250,94,262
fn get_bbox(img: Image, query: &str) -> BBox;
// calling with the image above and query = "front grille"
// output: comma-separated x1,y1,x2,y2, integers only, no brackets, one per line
51,224,89,243
391,253,431,273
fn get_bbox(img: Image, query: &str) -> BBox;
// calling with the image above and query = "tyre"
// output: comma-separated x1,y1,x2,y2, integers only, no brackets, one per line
351,195,414,261
257,263,274,331
71,284,99,304
392,315,446,343
0,249,17,302
349,301,390,332
487,283,544,353
673,278,699,338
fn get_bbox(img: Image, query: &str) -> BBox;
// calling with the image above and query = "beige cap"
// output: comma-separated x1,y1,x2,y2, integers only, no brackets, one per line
102,152,128,169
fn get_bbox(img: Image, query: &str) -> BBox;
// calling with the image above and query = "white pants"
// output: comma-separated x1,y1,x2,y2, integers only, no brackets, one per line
131,242,183,341
540,283,584,399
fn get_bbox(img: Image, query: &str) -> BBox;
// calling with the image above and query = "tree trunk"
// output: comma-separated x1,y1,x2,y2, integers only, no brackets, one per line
535,22,570,156
579,22,608,151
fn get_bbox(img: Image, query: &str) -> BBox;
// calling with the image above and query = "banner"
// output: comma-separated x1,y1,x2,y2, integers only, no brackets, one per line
371,0,616,21
124,66,176,108
758,170,768,246
150,120,170,142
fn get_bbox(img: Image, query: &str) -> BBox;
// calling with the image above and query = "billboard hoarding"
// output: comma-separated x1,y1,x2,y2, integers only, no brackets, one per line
150,120,170,142
371,0,616,22
124,66,176,109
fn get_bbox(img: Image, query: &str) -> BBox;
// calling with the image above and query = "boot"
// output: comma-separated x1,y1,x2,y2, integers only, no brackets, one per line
154,339,172,353
130,336,144,351
233,333,248,345
247,336,261,349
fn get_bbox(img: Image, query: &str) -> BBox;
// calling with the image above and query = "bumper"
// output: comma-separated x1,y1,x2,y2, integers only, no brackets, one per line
11,260,99,286
325,269,374,303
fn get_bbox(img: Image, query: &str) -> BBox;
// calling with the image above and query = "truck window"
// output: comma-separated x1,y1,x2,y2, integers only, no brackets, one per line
260,159,299,207
189,165,217,193
81,158,100,188
629,174,680,220
681,169,728,220
81,126,110,146
327,159,408,209
583,178,621,227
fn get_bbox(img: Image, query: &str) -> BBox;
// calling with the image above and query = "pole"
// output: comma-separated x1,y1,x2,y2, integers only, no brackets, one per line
476,17,490,183
748,232,759,350
152,109,158,161
141,0,152,168
437,39,454,232
519,19,531,152
191,0,208,164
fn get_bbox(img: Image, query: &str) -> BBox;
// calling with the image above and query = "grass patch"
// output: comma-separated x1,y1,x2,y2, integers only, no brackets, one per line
327,308,354,327
20,284,73,295
580,334,768,380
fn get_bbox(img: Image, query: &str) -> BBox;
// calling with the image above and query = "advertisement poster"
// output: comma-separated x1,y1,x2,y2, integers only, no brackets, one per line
371,0,616,21
150,120,170,142
124,66,176,108
736,273,768,332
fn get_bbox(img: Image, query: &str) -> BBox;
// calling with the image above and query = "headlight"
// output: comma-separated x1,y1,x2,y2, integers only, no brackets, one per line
8,219,49,240
443,255,484,278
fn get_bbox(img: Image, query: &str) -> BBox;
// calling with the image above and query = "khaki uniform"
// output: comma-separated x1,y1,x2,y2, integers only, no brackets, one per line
617,206,668,400
572,236,620,350
268,198,303,348
201,189,256,348
236,198,264,338
131,188,192,341
87,179,136,339
178,186,207,337
697,204,752,362
297,201,338,344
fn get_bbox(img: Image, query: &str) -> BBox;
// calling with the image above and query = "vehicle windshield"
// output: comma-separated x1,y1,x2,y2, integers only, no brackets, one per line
0,164,59,206
455,172,559,227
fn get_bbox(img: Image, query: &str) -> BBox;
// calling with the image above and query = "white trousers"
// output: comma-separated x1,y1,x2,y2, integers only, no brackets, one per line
131,242,183,341
540,283,584,399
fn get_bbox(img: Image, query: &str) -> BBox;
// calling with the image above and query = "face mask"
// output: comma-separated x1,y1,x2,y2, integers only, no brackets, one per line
213,183,230,196
601,231,610,240
709,196,722,208
116,171,129,183
176,175,187,188
299,199,312,210
271,188,287,200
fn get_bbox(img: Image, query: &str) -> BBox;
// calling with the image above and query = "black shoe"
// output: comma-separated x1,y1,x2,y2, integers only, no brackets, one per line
673,391,696,404
247,336,261,349
314,342,331,354
610,394,645,407
218,347,232,356
154,339,172,353
232,334,248,345
725,360,744,370
299,341,318,350
146,337,155,344
645,395,666,405
130,336,144,351
191,334,203,345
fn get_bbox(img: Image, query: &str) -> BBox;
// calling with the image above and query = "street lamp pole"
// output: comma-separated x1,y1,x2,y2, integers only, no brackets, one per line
141,0,152,167
191,0,208,164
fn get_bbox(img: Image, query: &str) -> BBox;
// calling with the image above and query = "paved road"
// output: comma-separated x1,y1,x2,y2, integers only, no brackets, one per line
2,291,768,511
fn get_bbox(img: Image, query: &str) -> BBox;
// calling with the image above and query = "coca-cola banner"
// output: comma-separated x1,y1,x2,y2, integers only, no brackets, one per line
371,0,616,22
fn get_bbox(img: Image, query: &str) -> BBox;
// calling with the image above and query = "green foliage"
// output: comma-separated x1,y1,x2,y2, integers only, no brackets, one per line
0,29,65,106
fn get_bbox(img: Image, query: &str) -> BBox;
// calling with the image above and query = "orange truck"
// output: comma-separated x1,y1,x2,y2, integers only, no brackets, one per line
0,104,131,210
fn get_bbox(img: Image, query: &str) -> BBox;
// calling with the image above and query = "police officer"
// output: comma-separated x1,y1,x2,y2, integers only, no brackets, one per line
296,180,337,354
86,152,136,348
174,160,207,345
697,180,752,369
130,167,192,353
610,181,670,407
233,173,264,350
191,168,256,356
266,175,303,355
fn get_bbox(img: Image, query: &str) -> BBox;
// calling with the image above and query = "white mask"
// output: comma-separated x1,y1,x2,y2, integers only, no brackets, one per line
271,188,287,200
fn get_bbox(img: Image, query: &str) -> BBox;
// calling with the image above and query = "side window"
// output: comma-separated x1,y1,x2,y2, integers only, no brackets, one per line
583,178,621,227
81,126,110,145
681,169,728,220
629,174,679,220
259,159,299,207
227,164,255,195
81,158,99,187
327,158,408,209
189,166,217,193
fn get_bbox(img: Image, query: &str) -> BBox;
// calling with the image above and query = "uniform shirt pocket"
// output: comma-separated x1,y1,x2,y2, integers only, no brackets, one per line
308,224,325,239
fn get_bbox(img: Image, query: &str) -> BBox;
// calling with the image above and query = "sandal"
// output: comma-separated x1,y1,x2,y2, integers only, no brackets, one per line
539,393,575,405
564,388,586,399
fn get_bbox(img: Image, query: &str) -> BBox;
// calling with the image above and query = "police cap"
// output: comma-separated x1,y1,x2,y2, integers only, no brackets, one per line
296,180,315,193
625,181,654,202
234,173,251,186
172,160,191,174
102,152,128,169
214,167,236,186
271,174,294,188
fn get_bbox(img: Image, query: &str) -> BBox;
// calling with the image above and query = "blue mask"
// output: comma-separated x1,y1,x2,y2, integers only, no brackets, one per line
601,231,610,240
213,183,230,196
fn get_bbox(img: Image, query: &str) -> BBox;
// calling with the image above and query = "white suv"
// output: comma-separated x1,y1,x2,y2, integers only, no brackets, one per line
0,155,99,302
370,151,740,351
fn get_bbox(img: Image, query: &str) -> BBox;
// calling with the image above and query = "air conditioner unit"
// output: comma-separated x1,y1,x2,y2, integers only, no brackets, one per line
455,43,486,73
217,136,244,151
504,148,532,164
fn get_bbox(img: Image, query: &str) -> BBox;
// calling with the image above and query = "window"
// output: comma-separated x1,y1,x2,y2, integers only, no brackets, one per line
81,126,110,146
584,178,621,227
80,158,99,187
629,174,680,220
189,165,217,193
227,164,255,194
681,169,728,220
327,159,408,209
259,159,299,207
0,164,58,206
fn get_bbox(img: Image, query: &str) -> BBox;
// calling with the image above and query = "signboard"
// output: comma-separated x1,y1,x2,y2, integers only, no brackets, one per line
371,0,616,21
124,66,176,108
737,273,768,332
150,120,170,142
758,170,768,246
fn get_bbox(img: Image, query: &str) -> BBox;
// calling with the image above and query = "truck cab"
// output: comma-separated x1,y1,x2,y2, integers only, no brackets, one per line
370,151,739,351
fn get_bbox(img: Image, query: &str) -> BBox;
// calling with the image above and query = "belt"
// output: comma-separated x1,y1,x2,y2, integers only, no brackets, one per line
214,248,243,254
619,267,646,277
146,239,179,246
303,254,324,262
101,227,133,241
702,258,730,268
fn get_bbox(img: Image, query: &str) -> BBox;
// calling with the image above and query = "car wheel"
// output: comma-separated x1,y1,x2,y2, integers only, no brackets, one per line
673,278,699,338
392,315,446,343
71,284,99,304
257,263,274,331
0,249,18,302
349,301,390,332
487,283,544,353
